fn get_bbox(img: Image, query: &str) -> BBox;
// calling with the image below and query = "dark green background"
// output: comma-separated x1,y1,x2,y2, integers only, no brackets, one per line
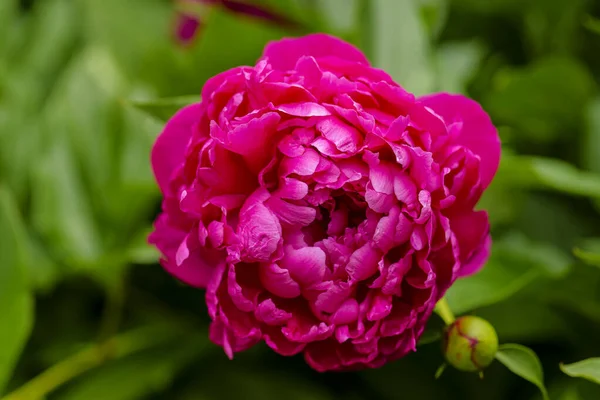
2,0,600,399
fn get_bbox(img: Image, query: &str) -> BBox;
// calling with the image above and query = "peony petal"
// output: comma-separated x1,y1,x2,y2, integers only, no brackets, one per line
418,93,500,189
238,191,282,262
365,186,395,213
151,103,201,194
261,33,369,71
346,243,382,281
266,197,316,226
280,245,327,286
367,292,393,321
255,298,293,325
451,211,491,277
259,262,301,298
279,148,320,177
263,327,306,356
218,112,281,164
275,178,309,200
316,117,362,153
368,162,395,194
394,172,418,206
275,102,331,117
330,298,360,325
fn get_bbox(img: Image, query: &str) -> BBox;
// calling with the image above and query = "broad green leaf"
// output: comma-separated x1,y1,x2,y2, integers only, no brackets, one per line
180,368,334,400
574,248,600,268
45,46,127,204
485,57,595,144
371,0,434,95
21,0,79,85
417,0,448,38
56,338,205,400
477,298,569,343
495,344,549,400
417,328,442,346
126,227,160,265
317,0,358,33
0,186,34,393
435,41,484,94
129,95,199,122
560,387,582,400
500,153,600,199
0,0,18,57
445,233,563,314
584,16,600,35
523,0,585,57
446,258,538,315
31,137,102,265
499,233,572,278
584,98,600,175
560,358,600,385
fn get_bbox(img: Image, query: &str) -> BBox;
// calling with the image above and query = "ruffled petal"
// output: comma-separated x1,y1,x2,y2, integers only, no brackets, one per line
261,33,370,71
418,93,501,189
151,103,201,194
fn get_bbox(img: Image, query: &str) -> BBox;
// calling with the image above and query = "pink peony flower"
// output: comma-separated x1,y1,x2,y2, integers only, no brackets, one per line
149,33,500,371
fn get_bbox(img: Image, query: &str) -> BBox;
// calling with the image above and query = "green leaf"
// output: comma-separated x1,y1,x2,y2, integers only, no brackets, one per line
317,0,358,33
31,136,102,265
500,153,600,199
574,248,600,268
55,338,205,400
584,98,600,175
435,41,484,94
0,186,34,393
485,57,595,144
559,386,582,400
129,95,199,122
371,0,434,95
583,15,600,36
417,329,442,346
0,0,18,58
126,227,160,265
179,368,334,400
477,297,570,343
417,0,448,39
445,234,552,314
560,358,600,385
495,344,549,400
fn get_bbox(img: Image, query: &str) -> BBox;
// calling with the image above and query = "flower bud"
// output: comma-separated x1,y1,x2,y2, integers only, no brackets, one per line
443,316,498,372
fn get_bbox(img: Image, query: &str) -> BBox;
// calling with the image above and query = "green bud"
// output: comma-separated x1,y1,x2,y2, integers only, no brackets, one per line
443,316,498,372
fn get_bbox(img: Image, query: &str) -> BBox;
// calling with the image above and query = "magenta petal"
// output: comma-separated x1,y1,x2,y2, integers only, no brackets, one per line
221,112,281,156
316,117,362,153
418,93,500,189
330,298,359,325
266,197,316,226
279,148,321,177
275,178,309,200
151,103,200,194
264,327,306,356
346,243,382,281
280,245,327,286
255,299,293,325
163,247,220,289
452,210,491,277
276,102,331,117
261,33,370,71
259,262,301,298
238,192,282,262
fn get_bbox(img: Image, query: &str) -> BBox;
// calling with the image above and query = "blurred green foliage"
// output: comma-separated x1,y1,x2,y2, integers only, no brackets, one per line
1,0,600,398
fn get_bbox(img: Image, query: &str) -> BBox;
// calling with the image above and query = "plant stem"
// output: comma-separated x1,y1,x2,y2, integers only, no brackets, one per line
2,325,175,400
435,298,456,326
